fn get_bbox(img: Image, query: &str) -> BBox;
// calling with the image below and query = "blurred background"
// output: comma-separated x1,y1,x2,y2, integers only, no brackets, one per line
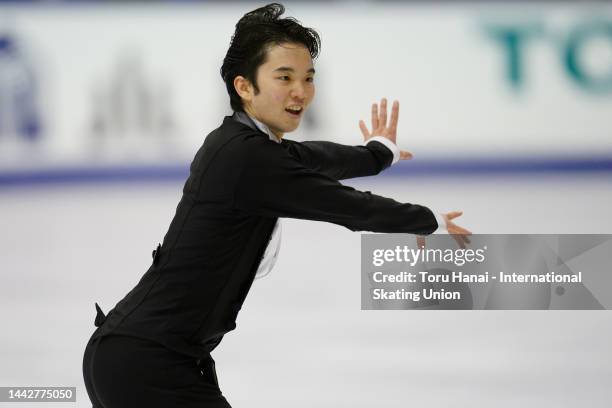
0,1,611,407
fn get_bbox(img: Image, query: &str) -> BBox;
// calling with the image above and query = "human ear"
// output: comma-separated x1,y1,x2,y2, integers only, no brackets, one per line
233,76,253,103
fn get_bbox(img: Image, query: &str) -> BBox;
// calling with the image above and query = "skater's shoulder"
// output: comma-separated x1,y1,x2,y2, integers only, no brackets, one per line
204,115,273,146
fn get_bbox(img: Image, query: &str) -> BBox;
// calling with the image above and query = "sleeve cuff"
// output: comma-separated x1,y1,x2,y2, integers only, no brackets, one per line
365,136,400,165
433,212,447,234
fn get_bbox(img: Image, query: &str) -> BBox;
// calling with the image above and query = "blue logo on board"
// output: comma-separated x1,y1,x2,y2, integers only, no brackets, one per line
0,33,42,142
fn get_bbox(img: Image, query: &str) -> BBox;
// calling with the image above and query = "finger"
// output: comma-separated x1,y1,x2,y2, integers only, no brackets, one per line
447,221,472,235
416,236,426,248
451,233,467,249
379,98,387,129
453,235,466,249
359,120,370,139
400,150,413,160
448,224,472,236
371,103,379,131
455,231,471,245
447,211,463,220
389,100,399,138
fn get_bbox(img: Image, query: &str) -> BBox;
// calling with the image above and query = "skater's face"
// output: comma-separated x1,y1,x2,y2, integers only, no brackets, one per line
234,42,315,139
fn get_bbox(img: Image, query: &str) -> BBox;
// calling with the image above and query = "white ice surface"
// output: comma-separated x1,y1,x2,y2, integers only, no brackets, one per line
1,174,611,407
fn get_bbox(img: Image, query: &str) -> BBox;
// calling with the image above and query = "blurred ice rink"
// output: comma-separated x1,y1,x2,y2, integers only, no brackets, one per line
1,174,611,408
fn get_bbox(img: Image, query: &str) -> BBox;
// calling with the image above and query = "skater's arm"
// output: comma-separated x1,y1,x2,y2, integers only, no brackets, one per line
234,137,437,235
281,138,395,180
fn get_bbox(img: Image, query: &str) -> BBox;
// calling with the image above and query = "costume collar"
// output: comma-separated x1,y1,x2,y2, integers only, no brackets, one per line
232,111,281,144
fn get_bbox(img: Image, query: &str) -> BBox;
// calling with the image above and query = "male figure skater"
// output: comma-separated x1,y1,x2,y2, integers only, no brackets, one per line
83,3,470,407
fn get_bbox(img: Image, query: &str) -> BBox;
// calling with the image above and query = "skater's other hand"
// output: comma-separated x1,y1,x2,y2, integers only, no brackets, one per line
416,211,472,249
443,211,472,249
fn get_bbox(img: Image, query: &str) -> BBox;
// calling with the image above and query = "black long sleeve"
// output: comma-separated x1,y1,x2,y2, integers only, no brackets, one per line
234,135,437,235
281,139,393,180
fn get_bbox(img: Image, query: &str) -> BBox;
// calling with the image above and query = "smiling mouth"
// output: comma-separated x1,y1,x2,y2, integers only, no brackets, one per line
285,106,303,117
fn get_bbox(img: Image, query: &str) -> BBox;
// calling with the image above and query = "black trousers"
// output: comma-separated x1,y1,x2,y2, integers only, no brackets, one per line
83,332,231,408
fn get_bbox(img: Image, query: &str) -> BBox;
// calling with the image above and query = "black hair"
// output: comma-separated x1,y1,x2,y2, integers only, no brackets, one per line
220,3,321,112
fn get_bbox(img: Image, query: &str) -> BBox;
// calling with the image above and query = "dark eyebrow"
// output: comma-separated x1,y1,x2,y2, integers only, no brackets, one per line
273,66,316,74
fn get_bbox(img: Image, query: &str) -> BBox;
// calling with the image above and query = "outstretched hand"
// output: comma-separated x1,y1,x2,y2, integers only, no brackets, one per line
417,211,472,249
359,98,413,160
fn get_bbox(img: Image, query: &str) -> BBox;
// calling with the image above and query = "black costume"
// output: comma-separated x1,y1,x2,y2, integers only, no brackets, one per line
83,112,438,407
